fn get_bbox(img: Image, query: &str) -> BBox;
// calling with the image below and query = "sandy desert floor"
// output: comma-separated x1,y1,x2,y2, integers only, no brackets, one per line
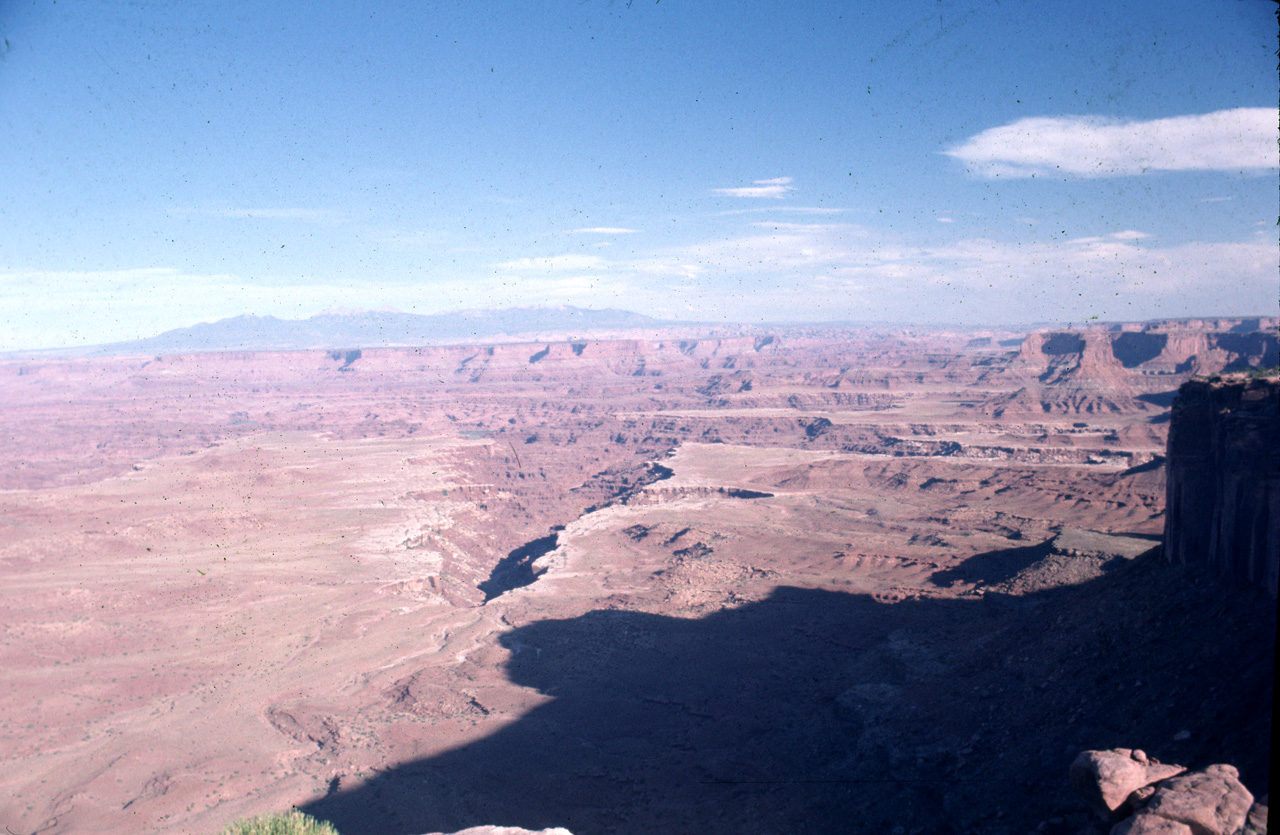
0,328,1272,834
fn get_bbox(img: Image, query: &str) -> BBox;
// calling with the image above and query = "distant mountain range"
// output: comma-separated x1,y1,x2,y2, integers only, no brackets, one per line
75,307,674,356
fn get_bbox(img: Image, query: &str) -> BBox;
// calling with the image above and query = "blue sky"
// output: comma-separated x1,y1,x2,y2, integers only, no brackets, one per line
0,0,1276,349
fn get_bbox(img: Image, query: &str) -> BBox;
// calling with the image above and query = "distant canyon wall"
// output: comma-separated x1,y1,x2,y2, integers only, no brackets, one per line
1164,374,1280,597
992,318,1279,418
1016,319,1279,379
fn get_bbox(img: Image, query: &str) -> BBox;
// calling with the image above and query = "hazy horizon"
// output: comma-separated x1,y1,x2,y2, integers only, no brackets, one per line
11,304,1280,359
2,1,1276,351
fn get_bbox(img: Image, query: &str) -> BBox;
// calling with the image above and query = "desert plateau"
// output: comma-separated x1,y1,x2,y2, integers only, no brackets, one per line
0,318,1275,835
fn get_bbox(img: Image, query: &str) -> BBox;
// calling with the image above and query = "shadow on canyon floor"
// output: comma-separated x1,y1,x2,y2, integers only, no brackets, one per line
928,539,1055,588
302,551,1274,835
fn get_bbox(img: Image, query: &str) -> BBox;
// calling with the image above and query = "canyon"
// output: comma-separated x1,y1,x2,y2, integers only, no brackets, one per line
0,318,1274,835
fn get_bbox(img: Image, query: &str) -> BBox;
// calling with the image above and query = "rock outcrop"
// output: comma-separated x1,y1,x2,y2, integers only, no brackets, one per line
1070,749,1187,821
1072,749,1262,835
1127,765,1256,835
1164,374,1280,597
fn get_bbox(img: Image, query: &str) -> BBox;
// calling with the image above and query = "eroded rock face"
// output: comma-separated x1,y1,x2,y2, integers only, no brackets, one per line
1070,749,1186,821
1164,375,1280,597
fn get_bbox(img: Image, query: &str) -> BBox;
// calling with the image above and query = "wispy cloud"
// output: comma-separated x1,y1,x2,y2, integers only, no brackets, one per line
944,108,1278,177
748,221,857,232
494,254,609,272
170,207,347,222
614,221,1276,323
570,227,640,235
0,265,636,350
717,206,844,216
369,227,453,247
0,268,349,349
714,177,796,198
7,219,1273,351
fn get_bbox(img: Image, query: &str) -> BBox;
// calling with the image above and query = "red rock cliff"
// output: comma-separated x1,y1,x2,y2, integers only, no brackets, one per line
1163,374,1280,597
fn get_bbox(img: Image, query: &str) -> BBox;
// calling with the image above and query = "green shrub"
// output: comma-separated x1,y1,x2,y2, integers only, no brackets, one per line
220,811,340,835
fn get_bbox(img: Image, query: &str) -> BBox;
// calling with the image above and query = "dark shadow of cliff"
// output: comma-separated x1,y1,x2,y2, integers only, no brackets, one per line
300,551,1274,835
928,538,1054,587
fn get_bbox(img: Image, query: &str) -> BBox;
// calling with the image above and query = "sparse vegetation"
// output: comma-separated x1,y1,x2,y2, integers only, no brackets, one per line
220,811,340,835
1244,364,1280,379
1194,366,1280,383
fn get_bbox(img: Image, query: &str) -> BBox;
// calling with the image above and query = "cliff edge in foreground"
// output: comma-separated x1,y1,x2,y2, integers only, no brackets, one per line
1164,373,1279,598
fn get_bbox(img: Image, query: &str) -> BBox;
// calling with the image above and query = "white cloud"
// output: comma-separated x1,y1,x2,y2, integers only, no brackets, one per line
570,227,639,234
713,185,793,198
944,108,1278,177
937,217,954,223
714,177,796,198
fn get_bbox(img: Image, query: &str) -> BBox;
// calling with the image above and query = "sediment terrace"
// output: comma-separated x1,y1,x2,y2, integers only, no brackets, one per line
0,321,1272,834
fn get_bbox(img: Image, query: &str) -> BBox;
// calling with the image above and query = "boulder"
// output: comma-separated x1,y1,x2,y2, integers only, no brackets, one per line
1071,749,1187,821
1138,764,1254,835
1111,815,1194,834
1242,797,1267,835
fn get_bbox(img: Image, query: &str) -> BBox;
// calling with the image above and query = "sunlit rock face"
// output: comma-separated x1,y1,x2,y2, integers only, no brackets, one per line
1164,374,1280,597
1071,749,1259,835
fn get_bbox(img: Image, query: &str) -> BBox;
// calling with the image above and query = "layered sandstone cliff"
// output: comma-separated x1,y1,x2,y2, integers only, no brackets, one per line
991,318,1277,417
1164,374,1280,597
